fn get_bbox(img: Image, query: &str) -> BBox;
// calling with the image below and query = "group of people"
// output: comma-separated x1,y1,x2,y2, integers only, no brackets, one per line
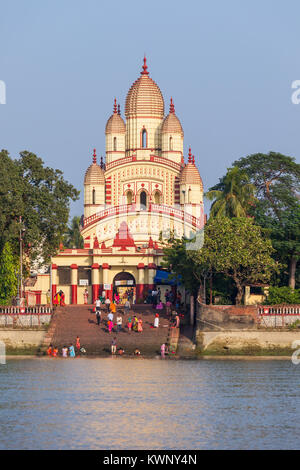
94,298,144,334
113,288,134,305
46,336,86,358
110,336,141,356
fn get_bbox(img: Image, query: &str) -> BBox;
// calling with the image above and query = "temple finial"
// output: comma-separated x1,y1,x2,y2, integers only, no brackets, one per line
141,55,149,75
188,147,192,163
118,104,121,115
170,97,175,114
113,98,117,114
93,148,97,164
192,155,195,164
100,155,103,169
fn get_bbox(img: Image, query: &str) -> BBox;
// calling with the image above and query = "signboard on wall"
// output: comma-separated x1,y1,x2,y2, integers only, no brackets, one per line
115,280,134,286
104,283,111,290
79,279,89,286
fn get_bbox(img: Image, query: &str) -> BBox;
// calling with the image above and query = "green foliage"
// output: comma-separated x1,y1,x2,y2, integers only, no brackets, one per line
162,218,277,305
209,152,300,289
198,217,278,304
0,242,18,305
233,152,300,288
63,216,84,249
162,235,205,294
0,150,80,267
206,166,256,218
264,286,300,305
288,320,300,330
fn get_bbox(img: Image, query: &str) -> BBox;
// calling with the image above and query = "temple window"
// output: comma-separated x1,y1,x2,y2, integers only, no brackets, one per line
92,189,96,205
169,136,173,150
140,190,147,210
113,137,117,151
127,190,133,205
142,129,147,148
154,191,161,204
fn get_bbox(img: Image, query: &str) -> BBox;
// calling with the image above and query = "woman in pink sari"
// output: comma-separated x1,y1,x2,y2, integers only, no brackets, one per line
108,320,114,333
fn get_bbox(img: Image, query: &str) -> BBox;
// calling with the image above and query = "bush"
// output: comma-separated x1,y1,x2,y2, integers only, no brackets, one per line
264,286,300,305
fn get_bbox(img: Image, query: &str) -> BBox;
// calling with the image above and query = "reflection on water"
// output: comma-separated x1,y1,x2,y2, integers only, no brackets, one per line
0,358,299,449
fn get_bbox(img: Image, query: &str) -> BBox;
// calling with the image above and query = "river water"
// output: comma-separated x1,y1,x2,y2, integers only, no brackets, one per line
0,357,299,450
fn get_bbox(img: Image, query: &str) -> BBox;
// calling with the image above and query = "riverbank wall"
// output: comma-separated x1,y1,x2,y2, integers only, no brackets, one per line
0,329,46,354
193,303,300,356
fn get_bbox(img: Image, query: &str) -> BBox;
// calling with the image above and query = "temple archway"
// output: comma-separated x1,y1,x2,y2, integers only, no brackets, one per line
113,272,136,304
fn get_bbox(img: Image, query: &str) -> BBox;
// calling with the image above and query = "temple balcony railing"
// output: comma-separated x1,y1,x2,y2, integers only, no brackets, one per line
83,203,204,231
105,154,182,172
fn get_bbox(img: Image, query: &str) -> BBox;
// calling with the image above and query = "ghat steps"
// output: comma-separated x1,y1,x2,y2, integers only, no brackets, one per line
44,304,174,356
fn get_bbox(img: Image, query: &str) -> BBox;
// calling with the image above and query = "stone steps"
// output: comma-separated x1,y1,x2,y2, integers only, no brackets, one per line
46,305,173,356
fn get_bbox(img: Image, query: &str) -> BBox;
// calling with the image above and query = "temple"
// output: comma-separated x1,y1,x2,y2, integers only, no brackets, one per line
29,58,205,305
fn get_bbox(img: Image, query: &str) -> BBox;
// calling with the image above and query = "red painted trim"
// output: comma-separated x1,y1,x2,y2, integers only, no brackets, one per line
136,284,145,301
148,263,157,269
52,264,58,270
52,285,57,303
92,284,100,302
102,263,110,269
70,264,78,269
137,263,145,269
92,263,100,269
71,285,77,304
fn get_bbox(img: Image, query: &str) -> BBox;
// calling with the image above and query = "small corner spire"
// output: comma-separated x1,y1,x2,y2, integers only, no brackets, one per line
141,55,149,75
93,148,97,164
192,155,195,165
188,147,192,163
118,104,121,115
170,97,175,114
113,98,117,114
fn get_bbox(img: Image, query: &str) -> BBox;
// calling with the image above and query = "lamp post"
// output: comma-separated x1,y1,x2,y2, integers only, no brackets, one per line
19,216,25,304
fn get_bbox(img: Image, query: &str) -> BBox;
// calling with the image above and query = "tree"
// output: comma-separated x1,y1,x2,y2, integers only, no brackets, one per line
0,150,80,268
198,217,278,304
0,242,18,305
206,166,256,218
162,235,208,299
63,216,84,249
264,286,300,305
233,152,300,288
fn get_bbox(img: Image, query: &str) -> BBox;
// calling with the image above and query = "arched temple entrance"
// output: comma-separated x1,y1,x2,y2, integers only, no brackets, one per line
113,272,136,304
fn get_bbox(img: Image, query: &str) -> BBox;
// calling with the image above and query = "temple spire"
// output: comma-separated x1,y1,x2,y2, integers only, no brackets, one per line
141,55,149,75
93,148,97,164
188,147,192,163
113,98,117,114
118,104,121,115
169,97,175,114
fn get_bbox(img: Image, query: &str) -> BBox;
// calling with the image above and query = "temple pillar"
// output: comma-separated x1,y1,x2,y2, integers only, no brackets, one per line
102,263,112,300
70,264,78,305
147,263,157,291
137,263,145,301
92,263,100,302
51,264,57,303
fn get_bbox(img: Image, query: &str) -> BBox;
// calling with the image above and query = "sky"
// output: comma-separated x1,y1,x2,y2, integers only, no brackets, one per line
1,0,300,218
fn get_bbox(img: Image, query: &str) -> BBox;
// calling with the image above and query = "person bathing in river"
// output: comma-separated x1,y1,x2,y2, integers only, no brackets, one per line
69,344,75,358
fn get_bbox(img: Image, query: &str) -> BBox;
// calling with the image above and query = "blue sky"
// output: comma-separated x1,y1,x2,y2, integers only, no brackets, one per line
1,0,300,218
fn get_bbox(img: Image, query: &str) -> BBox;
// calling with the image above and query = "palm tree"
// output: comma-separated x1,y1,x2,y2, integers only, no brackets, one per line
205,167,256,218
63,216,84,249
